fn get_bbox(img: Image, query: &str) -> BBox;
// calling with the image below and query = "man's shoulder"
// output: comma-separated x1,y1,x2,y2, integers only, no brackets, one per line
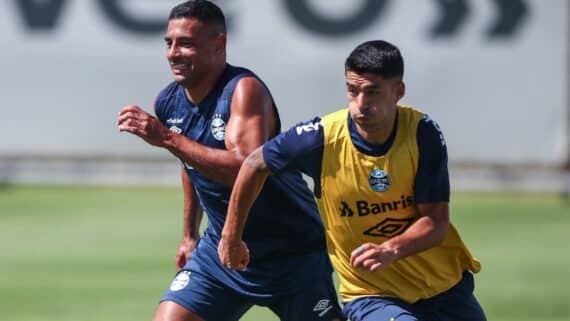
403,106,447,152
398,104,427,120
290,116,324,137
219,64,262,99
397,105,441,136
399,104,444,136
227,64,255,77
224,64,276,120
319,108,349,140
227,66,266,93
223,64,257,85
321,108,348,124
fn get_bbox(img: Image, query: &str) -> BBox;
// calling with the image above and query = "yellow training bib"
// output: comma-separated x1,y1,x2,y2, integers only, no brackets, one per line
316,106,480,303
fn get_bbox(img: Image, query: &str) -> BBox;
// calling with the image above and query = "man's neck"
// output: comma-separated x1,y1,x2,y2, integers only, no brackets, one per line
184,62,227,104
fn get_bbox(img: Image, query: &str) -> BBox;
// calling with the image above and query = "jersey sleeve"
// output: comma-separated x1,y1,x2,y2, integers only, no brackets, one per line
262,117,324,181
414,115,450,203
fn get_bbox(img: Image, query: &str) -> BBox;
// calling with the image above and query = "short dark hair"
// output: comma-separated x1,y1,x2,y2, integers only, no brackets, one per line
345,40,404,80
169,0,226,33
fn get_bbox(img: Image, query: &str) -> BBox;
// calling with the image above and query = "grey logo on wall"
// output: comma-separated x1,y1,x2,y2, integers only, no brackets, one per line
14,0,529,39
429,0,529,38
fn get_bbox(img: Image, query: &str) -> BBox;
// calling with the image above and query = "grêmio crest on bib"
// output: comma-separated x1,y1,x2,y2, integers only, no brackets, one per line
369,169,391,192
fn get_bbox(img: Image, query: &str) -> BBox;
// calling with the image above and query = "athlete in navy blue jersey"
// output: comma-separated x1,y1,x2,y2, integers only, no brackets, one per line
117,1,343,321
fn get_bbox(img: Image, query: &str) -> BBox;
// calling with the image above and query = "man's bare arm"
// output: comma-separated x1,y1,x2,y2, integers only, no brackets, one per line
217,147,270,270
118,77,275,186
175,167,203,270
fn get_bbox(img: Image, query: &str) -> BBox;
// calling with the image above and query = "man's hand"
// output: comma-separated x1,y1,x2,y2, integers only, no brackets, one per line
118,105,171,147
350,242,399,272
218,238,249,271
175,238,198,271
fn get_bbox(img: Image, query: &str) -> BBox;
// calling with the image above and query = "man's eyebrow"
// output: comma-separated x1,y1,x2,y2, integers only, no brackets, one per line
345,82,380,89
164,36,194,41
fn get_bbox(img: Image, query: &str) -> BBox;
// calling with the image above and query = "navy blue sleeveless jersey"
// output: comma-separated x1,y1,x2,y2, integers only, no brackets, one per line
154,64,329,296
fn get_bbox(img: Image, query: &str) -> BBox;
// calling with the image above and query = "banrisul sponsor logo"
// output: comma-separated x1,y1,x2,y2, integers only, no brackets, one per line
339,201,354,217
339,195,414,217
369,169,390,192
211,113,226,141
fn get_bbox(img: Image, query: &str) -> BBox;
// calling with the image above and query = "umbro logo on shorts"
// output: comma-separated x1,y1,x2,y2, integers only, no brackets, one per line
313,299,332,317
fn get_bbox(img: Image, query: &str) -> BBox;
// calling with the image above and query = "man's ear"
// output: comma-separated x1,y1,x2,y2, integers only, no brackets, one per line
215,33,227,54
395,81,406,101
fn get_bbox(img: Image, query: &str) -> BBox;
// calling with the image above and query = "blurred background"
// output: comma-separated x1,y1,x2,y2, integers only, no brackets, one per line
0,1,568,321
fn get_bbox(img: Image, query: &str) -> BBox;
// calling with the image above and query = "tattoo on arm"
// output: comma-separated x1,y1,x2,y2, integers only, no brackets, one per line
245,147,268,172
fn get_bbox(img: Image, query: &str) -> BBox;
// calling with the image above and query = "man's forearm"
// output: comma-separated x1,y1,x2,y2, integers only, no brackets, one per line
118,105,244,186
182,207,203,241
165,132,243,187
381,211,449,261
181,168,203,241
221,149,269,244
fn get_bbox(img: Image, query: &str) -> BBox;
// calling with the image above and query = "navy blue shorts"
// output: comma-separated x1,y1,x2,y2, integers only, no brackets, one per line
343,272,486,321
161,251,345,321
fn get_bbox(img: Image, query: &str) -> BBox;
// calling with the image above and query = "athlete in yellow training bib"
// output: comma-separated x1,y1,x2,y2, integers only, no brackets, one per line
219,40,487,321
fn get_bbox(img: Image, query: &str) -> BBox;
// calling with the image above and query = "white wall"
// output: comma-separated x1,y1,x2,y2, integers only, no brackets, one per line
0,0,567,167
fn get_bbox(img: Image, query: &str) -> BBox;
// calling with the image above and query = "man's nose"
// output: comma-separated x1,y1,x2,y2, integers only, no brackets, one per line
167,45,180,59
356,93,369,110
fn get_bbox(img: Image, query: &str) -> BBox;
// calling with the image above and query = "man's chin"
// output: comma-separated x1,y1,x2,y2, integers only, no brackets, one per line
353,118,381,132
173,76,192,87
353,117,370,128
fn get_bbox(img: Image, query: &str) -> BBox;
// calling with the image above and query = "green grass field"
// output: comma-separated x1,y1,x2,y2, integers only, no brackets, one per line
1,185,569,321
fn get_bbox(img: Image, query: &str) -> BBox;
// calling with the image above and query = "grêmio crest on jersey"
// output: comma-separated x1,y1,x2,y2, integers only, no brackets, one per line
369,169,391,192
211,113,227,141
